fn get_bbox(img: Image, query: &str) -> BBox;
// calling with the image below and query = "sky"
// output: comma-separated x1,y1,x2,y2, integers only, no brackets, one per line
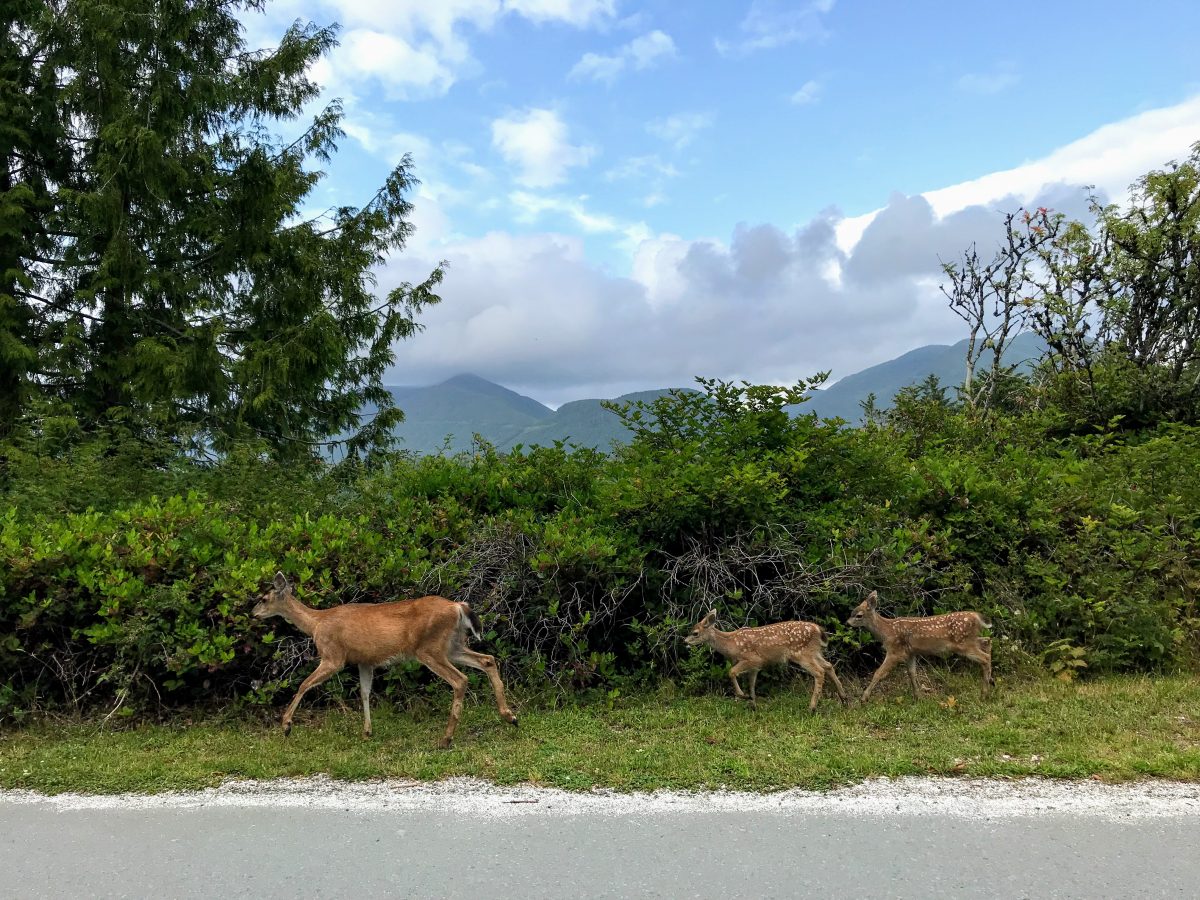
250,0,1200,405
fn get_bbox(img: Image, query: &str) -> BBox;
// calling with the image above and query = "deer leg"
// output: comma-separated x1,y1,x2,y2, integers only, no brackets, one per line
964,641,993,697
453,648,518,727
906,657,922,698
358,665,374,738
746,669,760,708
861,653,903,702
728,661,753,701
794,654,826,712
280,658,342,736
822,658,848,704
419,653,470,749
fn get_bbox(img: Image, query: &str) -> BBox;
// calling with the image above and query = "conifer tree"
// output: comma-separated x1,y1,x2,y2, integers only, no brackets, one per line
1,0,441,456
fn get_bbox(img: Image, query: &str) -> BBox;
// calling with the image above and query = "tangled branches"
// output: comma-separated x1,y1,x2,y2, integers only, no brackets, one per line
423,521,645,692
654,524,947,671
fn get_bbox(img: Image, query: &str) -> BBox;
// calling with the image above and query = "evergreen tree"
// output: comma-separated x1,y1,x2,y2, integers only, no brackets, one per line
0,0,441,456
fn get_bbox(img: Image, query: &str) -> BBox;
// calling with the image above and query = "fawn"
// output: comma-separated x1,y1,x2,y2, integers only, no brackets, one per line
684,610,847,710
847,590,993,701
251,572,518,748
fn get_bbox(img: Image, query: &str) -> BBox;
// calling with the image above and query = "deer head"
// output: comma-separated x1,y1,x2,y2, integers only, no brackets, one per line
847,590,878,627
684,610,719,646
252,571,293,619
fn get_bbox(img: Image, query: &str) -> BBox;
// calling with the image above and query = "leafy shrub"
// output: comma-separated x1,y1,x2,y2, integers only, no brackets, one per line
2,381,1198,722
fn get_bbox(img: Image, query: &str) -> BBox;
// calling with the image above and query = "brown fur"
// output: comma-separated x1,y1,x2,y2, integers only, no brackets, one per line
847,590,993,701
684,610,847,710
252,572,517,748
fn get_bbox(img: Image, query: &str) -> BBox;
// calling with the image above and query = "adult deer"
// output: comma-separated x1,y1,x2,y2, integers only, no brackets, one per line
684,610,847,710
251,572,518,748
847,590,993,701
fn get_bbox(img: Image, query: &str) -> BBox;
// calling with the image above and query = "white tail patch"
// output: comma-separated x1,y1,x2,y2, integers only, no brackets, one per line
460,603,482,642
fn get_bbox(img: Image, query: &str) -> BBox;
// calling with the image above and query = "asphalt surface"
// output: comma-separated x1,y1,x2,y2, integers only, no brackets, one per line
2,780,1198,899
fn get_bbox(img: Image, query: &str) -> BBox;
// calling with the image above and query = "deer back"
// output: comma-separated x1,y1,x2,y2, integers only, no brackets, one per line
312,595,467,667
719,620,824,664
890,611,988,655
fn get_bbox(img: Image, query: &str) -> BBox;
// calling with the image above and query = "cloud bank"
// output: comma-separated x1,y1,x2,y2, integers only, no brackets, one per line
381,96,1200,406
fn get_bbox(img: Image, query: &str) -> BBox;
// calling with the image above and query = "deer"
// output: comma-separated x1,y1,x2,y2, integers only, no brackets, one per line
847,590,993,701
251,572,518,748
684,610,847,710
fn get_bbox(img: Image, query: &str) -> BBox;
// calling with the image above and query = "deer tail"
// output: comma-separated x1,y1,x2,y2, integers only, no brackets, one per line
975,612,993,632
459,603,483,642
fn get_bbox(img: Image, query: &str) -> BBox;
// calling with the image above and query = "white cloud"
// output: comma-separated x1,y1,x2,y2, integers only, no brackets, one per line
328,29,459,100
382,203,965,404
836,92,1200,255
380,95,1200,405
957,63,1019,95
605,155,681,209
511,191,610,232
510,191,652,249
627,31,677,68
647,112,715,150
492,108,596,188
503,0,616,27
790,79,822,105
570,31,678,83
569,53,624,83
716,0,834,57
264,0,616,101
605,156,681,182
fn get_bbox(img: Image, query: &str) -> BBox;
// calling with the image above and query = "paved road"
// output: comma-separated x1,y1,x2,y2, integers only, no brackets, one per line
3,779,1198,898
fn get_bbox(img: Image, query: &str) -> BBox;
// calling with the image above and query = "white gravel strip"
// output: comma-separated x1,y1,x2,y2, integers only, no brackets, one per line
3,776,1199,819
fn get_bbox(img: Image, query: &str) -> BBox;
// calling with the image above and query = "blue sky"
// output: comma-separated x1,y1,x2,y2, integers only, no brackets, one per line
253,1,1200,404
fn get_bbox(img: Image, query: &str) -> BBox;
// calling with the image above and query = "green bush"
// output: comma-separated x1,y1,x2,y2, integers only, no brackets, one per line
2,381,1198,723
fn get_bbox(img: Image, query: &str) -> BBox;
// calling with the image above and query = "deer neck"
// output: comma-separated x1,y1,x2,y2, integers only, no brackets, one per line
280,594,322,636
864,609,895,643
705,628,740,657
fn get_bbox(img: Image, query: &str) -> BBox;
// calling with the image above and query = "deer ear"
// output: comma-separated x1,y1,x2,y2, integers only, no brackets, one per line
705,609,718,623
274,571,289,591
865,590,878,607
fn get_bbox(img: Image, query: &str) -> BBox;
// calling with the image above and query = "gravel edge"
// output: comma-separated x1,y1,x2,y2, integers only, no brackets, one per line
3,776,1200,819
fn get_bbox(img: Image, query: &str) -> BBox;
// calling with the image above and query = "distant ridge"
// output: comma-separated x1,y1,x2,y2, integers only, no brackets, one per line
497,389,681,452
379,334,1048,453
800,332,1046,423
381,374,551,454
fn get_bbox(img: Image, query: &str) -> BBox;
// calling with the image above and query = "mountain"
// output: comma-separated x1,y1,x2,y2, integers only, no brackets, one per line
497,389,680,452
379,334,1049,453
383,374,552,454
380,377,683,454
799,332,1046,423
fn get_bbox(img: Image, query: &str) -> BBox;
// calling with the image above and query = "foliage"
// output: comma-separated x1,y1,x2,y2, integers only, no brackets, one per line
0,0,441,457
2,372,1198,722
2,77,1200,724
940,141,1200,425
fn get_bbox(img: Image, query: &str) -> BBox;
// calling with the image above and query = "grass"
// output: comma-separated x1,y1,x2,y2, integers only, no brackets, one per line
1,674,1198,795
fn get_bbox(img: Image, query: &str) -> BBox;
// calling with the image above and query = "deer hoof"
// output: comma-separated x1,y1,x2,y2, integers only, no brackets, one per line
507,714,519,728
282,721,292,737
438,736,453,750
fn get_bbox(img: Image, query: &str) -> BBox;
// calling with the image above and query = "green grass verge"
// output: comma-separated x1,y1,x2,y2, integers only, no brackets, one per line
2,674,1198,795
